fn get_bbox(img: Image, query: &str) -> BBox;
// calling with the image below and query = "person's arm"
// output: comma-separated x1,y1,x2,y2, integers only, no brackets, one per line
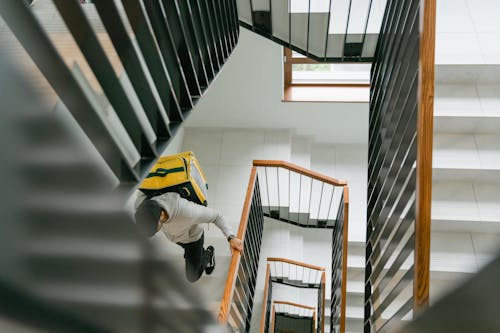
204,209,243,253
184,199,243,252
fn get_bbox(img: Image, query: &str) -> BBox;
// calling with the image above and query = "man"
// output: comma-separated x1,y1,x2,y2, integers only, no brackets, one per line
135,192,243,282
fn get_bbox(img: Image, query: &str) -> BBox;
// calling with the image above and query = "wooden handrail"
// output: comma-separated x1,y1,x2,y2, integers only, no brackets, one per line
414,0,435,314
253,160,347,186
218,166,257,324
259,264,271,333
267,257,325,272
273,300,316,311
340,186,349,333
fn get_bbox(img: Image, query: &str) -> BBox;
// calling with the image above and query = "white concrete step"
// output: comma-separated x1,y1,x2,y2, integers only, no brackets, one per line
433,134,500,170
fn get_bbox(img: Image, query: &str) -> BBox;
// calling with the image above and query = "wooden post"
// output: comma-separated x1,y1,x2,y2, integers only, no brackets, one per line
414,0,436,313
340,186,349,333
260,264,271,333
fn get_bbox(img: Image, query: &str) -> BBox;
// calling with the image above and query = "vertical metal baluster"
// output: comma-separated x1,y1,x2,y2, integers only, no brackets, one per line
307,178,313,227
324,0,333,60
249,0,255,27
318,182,324,223
288,169,291,222
326,186,335,223
342,0,353,61
361,0,374,59
265,167,271,209
276,167,280,215
298,174,302,224
288,0,291,46
306,0,311,56
268,0,273,36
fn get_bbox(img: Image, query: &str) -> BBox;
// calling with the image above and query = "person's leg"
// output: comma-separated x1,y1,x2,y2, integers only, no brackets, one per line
178,234,214,282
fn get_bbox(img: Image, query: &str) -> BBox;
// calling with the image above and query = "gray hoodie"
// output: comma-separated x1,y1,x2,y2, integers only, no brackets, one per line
135,191,234,244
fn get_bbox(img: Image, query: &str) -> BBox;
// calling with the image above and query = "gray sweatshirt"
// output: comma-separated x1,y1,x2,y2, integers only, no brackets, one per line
135,191,234,244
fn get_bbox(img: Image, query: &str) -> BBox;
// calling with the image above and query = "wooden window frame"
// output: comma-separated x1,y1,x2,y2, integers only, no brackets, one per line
283,48,370,102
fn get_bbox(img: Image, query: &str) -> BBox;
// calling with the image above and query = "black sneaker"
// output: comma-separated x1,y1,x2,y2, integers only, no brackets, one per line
205,246,215,275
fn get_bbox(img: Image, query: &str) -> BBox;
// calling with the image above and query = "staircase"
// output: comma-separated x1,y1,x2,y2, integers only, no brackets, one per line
430,65,500,303
179,128,365,333
236,0,388,61
273,301,317,333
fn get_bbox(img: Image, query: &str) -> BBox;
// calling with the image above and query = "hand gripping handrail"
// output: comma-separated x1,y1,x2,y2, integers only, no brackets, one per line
218,166,258,326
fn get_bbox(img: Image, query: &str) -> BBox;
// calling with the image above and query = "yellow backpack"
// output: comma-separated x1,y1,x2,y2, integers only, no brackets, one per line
139,151,208,206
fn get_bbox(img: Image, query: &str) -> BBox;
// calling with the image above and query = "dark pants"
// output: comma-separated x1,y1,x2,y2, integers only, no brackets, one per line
177,233,211,282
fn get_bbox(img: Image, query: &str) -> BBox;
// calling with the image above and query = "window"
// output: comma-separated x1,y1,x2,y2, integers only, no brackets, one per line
283,48,370,102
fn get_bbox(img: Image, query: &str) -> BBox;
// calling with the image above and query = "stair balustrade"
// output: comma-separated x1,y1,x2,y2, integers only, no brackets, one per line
272,301,317,333
219,167,265,332
253,160,347,229
220,161,349,333
261,258,326,333
268,257,325,288
0,0,238,331
364,0,435,331
254,160,348,333
0,0,239,190
235,0,388,62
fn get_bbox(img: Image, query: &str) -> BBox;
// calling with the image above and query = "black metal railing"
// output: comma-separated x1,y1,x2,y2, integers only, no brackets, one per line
219,167,265,332
365,0,434,331
253,160,349,333
0,0,238,189
260,258,326,333
254,160,347,229
272,301,316,333
236,0,388,62
0,0,239,331
394,254,500,333
0,52,224,332
331,187,348,333
267,257,325,288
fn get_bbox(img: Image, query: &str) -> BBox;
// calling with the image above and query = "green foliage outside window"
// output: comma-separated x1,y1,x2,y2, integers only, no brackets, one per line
292,64,332,72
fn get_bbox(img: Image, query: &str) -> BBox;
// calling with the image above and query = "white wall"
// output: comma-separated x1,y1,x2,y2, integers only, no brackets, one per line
185,29,368,144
